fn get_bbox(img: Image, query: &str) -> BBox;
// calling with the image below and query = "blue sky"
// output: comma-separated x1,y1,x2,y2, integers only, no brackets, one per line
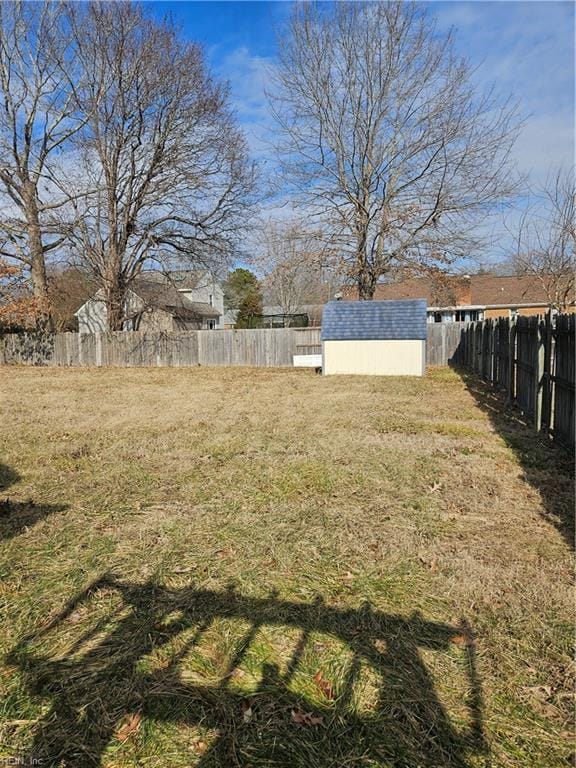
149,1,574,263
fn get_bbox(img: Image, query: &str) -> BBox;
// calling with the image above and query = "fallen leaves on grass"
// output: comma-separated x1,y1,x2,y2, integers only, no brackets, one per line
114,712,142,743
313,670,334,700
291,709,323,727
241,700,253,723
194,739,208,755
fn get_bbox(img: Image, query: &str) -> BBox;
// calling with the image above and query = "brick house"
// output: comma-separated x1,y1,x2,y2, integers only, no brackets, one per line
343,274,576,323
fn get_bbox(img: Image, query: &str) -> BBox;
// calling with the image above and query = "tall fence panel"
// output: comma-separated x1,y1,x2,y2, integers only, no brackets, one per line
515,317,538,421
426,322,469,366
552,314,576,449
0,328,319,369
456,313,574,450
1,325,467,369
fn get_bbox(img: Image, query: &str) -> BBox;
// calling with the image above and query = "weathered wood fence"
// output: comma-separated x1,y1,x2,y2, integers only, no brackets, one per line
455,314,575,450
426,322,470,366
0,323,467,369
0,327,324,368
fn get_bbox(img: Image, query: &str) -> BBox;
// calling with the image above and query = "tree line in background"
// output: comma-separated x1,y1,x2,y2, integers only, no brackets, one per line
0,1,574,333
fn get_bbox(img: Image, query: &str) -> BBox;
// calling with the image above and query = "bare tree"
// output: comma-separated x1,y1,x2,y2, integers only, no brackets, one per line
0,1,86,327
67,4,254,330
512,169,575,310
256,220,331,314
270,1,521,299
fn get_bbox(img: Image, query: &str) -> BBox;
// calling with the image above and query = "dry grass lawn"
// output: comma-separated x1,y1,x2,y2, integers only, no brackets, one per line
0,365,573,768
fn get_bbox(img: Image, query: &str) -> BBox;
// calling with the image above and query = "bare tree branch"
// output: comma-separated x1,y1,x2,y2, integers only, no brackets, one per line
269,1,522,298
65,3,255,330
511,168,575,310
254,219,337,314
0,1,87,327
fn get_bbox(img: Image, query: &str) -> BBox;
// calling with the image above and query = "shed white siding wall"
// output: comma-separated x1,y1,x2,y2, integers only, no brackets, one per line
322,339,425,376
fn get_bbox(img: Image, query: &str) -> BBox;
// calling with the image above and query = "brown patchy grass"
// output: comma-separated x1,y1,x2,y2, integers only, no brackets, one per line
0,365,573,768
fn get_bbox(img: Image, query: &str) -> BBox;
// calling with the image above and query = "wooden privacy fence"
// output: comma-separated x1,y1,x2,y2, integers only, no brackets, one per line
0,327,323,368
0,323,467,369
426,322,470,366
456,314,575,450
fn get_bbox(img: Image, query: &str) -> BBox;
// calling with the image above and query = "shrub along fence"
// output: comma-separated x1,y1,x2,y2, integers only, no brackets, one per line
455,313,575,450
0,323,467,369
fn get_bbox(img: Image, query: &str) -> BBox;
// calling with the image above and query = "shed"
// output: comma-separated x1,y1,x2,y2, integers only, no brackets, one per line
321,299,427,376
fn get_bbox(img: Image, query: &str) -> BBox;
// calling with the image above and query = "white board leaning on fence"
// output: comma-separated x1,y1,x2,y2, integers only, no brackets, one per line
321,299,427,376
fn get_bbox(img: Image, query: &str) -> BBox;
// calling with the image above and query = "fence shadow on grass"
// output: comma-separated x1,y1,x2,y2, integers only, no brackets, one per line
7,574,485,767
0,463,66,542
454,368,575,550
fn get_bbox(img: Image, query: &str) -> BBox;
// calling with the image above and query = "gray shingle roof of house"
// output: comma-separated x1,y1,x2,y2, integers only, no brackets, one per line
321,299,427,341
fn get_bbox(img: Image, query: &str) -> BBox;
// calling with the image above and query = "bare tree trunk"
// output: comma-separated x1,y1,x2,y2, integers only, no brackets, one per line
24,185,53,329
105,288,125,331
357,271,377,300
104,259,126,331
356,225,376,299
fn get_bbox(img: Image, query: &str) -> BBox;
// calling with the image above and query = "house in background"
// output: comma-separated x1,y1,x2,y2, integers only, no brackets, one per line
223,309,239,329
170,270,225,325
75,271,224,333
343,274,576,323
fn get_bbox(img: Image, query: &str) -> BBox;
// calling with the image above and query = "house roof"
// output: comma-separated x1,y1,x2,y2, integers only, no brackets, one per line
321,299,427,341
75,273,221,320
261,305,314,316
342,276,470,306
168,270,221,290
180,301,220,319
132,274,220,319
469,275,550,305
343,274,575,308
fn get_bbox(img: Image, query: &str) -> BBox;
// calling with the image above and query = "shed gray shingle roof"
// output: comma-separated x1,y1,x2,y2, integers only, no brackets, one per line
321,299,427,341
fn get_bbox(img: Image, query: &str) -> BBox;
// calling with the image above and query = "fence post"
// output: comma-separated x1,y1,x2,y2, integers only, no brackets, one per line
534,317,545,432
540,311,552,435
507,318,516,403
490,320,495,382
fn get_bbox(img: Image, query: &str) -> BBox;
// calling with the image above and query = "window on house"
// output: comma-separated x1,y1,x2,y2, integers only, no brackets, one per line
434,312,442,323
209,294,213,306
